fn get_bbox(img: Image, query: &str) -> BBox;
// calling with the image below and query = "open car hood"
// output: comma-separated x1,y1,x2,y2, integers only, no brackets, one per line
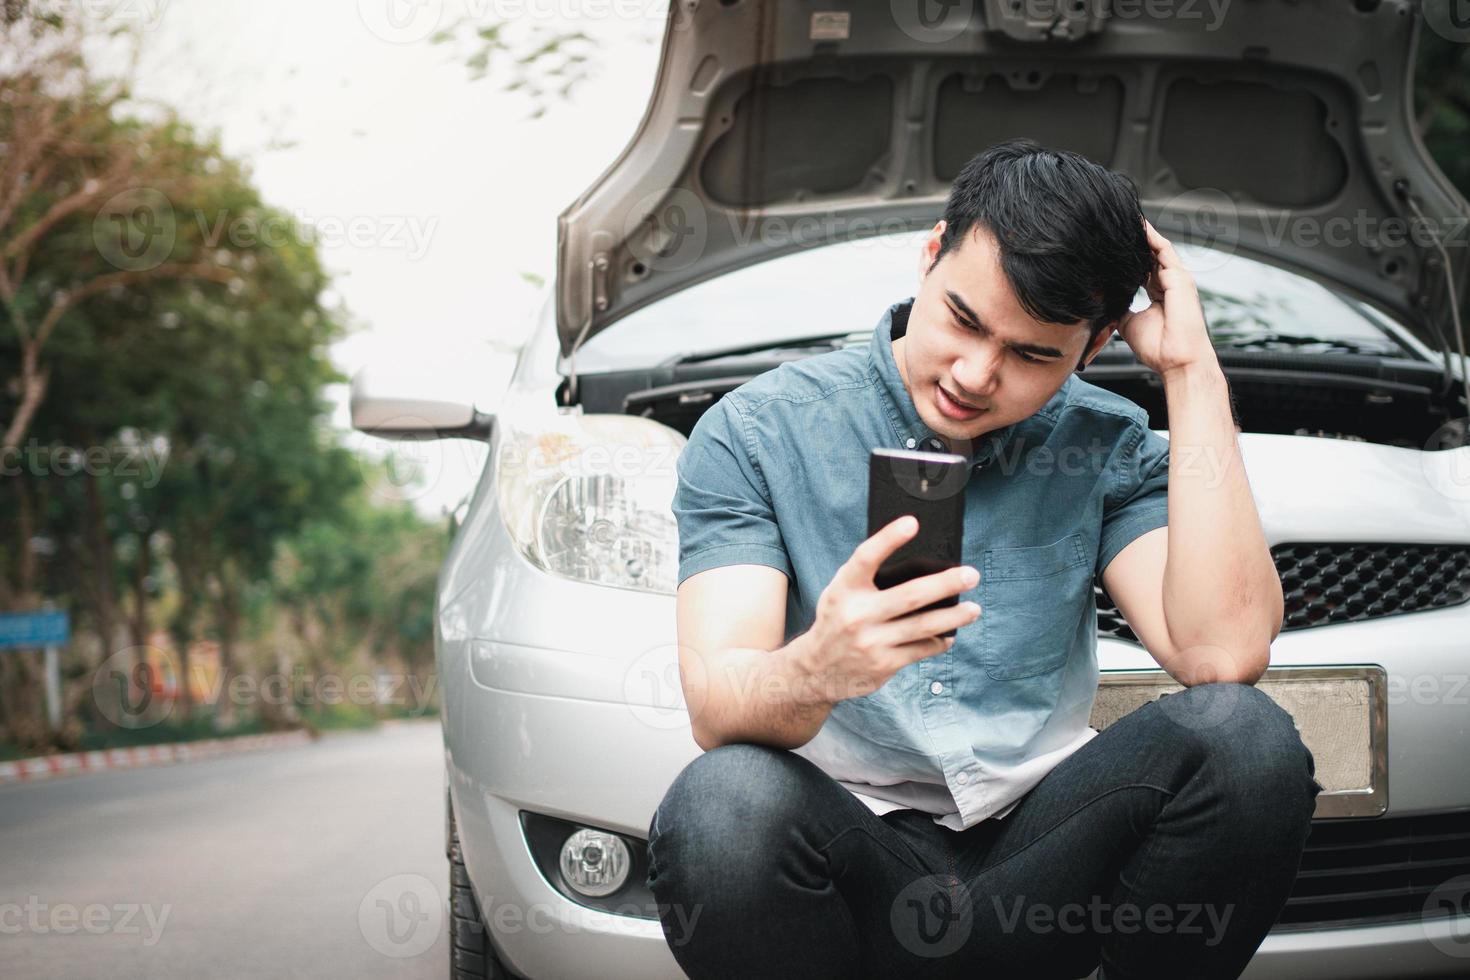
556,0,1469,364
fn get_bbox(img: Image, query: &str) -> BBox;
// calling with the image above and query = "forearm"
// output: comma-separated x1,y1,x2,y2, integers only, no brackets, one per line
1159,361,1284,683
687,631,835,752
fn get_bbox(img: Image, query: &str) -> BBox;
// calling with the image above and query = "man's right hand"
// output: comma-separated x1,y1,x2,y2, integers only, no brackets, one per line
794,515,982,705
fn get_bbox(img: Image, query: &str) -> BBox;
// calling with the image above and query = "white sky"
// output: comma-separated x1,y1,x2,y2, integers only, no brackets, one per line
121,0,666,516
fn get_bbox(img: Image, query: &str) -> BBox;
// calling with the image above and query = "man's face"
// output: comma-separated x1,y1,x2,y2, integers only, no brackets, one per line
893,220,1116,446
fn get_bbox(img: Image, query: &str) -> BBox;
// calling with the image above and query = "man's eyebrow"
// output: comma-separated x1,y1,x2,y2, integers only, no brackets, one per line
944,290,1065,359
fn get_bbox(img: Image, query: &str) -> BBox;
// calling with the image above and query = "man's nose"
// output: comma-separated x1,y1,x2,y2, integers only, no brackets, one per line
951,344,1002,400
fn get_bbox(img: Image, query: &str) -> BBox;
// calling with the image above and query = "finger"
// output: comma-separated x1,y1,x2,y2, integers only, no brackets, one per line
1143,267,1165,304
1144,221,1182,270
876,601,981,648
1116,304,1163,345
843,514,918,586
891,632,956,667
1143,217,1170,253
873,563,978,620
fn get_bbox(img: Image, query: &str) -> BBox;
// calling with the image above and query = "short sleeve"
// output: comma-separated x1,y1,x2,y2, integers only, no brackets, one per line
1095,422,1170,586
672,393,793,588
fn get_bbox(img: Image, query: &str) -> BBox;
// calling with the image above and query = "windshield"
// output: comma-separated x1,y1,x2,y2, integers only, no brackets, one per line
574,232,1413,372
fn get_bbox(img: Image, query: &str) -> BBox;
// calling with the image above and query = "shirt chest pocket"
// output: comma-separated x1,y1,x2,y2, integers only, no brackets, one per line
979,532,1092,680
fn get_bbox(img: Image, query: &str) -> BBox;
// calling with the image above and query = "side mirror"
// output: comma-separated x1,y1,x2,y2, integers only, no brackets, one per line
350,364,495,441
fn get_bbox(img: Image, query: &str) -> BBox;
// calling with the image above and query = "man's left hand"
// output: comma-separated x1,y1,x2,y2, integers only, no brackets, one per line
1115,219,1219,380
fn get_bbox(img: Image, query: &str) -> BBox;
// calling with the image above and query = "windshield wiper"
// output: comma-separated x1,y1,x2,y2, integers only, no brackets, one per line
664,331,867,366
1209,332,1401,356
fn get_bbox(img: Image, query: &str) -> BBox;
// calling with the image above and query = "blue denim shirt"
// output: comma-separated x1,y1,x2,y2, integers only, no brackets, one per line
672,298,1170,829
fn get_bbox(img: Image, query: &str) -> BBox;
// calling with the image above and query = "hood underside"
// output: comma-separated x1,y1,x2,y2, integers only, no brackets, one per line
556,0,1470,361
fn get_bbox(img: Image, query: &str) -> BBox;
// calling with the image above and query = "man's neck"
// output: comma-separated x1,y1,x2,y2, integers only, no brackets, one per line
891,335,910,394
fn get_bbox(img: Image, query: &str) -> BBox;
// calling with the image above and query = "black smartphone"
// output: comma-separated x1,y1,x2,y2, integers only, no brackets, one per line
866,447,970,637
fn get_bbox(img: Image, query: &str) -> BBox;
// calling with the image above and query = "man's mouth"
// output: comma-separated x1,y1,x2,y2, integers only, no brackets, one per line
936,384,986,420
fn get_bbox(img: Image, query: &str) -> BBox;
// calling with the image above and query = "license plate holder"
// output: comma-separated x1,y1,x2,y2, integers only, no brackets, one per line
1091,666,1387,818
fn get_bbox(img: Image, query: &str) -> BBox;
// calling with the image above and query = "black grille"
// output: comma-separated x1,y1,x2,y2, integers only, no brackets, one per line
1096,542,1470,643
1273,811,1470,931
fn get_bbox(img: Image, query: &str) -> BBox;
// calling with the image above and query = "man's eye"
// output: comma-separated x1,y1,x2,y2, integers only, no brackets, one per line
1017,351,1046,364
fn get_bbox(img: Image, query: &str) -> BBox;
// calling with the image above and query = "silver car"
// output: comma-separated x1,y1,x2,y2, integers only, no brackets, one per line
351,3,1470,977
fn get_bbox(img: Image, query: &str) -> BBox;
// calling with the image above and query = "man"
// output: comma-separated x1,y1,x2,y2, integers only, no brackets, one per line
647,140,1322,980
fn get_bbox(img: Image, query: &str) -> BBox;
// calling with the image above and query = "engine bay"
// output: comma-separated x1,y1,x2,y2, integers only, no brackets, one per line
566,346,1461,451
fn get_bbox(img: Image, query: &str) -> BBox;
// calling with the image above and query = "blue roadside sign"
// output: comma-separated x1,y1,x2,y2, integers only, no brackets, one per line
0,610,71,650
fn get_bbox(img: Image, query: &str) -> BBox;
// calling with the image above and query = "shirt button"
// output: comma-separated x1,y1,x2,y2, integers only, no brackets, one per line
956,771,970,785
905,437,916,449
929,681,943,695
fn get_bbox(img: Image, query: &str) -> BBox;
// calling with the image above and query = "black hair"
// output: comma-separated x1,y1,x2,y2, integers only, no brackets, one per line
929,138,1154,372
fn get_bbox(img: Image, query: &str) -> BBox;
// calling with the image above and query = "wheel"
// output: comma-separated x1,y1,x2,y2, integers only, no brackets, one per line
449,807,508,980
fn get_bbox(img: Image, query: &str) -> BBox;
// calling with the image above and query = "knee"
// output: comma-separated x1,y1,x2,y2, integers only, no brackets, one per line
648,743,815,874
1171,682,1320,814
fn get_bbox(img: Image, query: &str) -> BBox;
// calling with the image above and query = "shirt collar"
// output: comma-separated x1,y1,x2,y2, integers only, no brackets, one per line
868,297,1032,470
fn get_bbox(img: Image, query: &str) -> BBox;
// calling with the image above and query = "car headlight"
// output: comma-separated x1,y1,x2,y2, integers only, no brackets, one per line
496,410,685,595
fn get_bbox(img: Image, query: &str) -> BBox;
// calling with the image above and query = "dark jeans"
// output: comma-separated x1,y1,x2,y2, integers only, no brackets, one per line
646,682,1323,980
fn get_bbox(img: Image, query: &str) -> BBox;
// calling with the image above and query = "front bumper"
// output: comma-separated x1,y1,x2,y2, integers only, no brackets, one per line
444,598,1470,980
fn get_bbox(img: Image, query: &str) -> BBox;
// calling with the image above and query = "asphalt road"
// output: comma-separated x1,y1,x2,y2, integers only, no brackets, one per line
0,721,450,980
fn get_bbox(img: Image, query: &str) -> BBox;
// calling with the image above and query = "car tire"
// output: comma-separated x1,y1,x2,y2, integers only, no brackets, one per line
449,807,508,980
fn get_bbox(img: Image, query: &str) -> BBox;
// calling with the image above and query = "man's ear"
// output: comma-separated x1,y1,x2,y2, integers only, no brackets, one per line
918,220,945,282
1077,320,1117,372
